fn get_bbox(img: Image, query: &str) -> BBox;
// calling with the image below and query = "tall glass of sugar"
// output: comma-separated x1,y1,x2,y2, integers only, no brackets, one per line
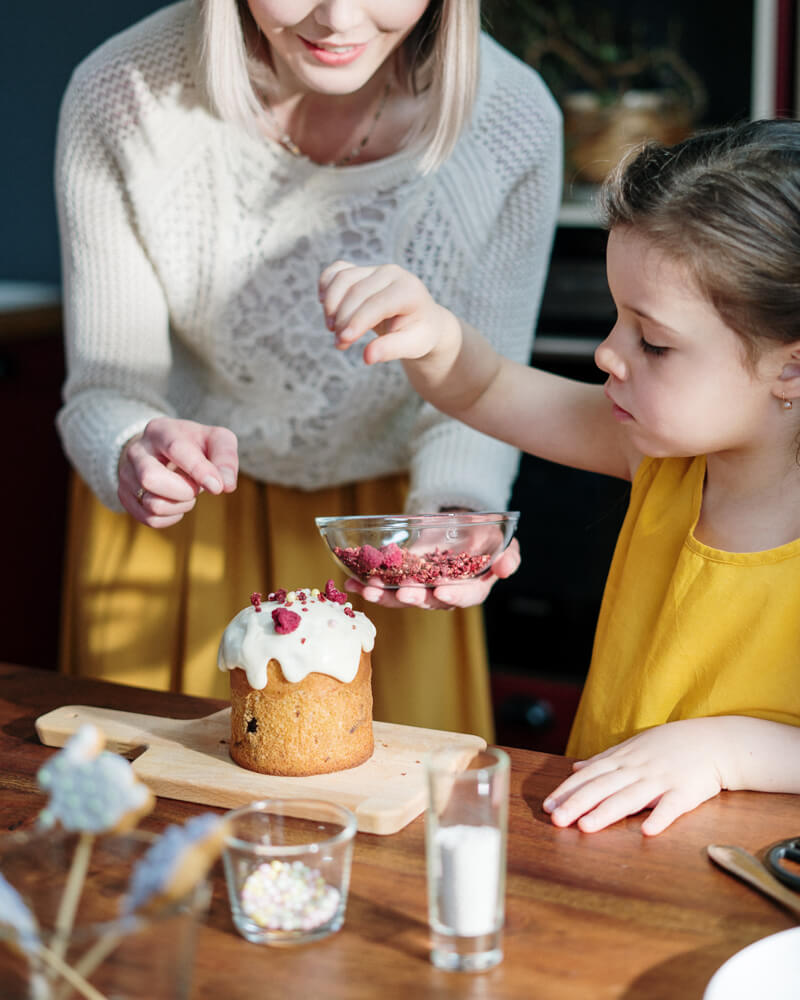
424,746,510,972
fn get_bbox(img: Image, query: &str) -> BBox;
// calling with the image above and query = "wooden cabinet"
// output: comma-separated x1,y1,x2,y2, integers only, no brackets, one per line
0,291,69,669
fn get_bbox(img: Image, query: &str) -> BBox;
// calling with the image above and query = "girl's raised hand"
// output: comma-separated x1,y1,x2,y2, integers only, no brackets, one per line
542,718,734,836
319,260,457,366
118,417,239,527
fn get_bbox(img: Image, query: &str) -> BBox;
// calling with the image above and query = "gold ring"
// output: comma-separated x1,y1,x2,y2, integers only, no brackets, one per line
135,487,146,505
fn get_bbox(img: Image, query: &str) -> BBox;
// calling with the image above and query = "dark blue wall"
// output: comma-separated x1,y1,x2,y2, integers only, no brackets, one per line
1,2,166,283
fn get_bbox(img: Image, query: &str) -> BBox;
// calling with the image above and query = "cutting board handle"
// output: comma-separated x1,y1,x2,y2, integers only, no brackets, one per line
35,704,189,753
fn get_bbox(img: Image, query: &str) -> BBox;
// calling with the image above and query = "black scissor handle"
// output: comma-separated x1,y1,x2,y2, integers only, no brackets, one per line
766,837,800,892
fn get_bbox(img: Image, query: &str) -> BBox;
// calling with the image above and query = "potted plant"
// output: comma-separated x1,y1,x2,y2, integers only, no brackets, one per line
485,1,707,186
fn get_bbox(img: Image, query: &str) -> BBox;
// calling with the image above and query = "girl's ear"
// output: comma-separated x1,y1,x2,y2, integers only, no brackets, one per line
776,345,800,401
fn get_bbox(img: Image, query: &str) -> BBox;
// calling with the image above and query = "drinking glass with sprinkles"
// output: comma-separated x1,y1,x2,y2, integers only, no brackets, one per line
222,799,357,946
315,511,520,588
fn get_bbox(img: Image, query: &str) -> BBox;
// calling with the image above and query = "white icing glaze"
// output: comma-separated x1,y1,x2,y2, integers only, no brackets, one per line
217,591,376,690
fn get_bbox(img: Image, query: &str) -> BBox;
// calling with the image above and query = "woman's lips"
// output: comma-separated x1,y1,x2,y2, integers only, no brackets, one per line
299,37,368,66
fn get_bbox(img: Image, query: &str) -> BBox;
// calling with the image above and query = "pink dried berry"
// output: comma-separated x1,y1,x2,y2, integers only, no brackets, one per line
324,579,347,604
272,607,301,634
380,543,404,568
250,592,262,612
359,545,384,570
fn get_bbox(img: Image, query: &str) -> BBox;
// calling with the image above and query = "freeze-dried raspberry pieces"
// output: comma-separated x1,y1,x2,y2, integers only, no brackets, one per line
358,545,384,570
267,589,287,603
380,543,403,568
250,592,262,612
324,579,347,604
332,544,492,586
272,607,301,634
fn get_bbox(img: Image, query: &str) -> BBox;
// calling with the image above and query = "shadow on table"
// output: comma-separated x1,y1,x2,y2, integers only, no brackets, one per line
520,757,574,828
619,942,737,1000
207,881,431,962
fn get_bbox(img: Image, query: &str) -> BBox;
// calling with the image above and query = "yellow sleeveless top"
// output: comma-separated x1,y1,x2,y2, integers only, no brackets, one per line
567,455,800,759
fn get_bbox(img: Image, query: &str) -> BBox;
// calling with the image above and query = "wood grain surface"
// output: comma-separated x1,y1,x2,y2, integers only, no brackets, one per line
2,663,798,1000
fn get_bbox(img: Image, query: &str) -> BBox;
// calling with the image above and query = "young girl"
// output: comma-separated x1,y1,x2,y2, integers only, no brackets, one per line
320,118,800,835
55,0,561,738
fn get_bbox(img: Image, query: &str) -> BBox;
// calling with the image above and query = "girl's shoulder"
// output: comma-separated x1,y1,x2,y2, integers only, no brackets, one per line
60,2,201,133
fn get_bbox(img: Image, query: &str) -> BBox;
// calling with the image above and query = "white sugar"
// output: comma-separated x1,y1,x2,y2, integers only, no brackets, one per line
435,824,502,936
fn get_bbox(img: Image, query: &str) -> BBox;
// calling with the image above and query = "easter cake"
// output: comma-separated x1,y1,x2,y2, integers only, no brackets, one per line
217,581,376,776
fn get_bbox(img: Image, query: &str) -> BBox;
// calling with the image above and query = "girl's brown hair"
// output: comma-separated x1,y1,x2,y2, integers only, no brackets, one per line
601,119,800,361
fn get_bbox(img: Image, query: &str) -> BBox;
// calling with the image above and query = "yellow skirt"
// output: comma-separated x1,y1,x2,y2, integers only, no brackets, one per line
60,472,495,741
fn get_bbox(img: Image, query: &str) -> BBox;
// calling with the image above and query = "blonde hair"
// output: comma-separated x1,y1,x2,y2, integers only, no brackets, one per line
195,0,480,172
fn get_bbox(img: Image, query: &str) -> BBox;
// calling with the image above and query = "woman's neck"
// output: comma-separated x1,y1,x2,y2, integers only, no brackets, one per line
265,72,418,166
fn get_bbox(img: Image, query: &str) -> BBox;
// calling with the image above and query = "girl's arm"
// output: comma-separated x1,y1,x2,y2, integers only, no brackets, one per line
543,716,800,836
319,262,635,481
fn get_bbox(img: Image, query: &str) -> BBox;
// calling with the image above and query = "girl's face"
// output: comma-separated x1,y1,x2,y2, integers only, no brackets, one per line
246,1,431,95
595,227,783,459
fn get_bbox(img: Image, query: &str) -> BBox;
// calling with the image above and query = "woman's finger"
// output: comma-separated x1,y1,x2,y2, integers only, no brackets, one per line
205,426,239,490
119,453,198,504
118,485,196,527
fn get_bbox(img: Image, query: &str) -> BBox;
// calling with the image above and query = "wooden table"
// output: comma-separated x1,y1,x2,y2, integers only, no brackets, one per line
1,664,797,998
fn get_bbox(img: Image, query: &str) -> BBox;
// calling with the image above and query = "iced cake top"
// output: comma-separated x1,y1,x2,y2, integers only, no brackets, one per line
217,580,376,690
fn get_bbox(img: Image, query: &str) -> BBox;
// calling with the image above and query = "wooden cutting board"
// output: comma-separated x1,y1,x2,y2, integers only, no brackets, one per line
35,705,486,836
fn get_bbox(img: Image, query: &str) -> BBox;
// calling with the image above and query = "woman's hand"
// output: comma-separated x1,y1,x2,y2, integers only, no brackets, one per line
118,417,239,527
345,537,521,610
542,718,735,836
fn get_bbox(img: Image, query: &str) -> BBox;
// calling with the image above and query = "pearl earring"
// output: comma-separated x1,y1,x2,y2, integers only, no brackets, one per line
782,394,793,410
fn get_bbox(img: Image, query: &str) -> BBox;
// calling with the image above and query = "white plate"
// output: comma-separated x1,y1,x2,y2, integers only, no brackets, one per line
704,926,800,999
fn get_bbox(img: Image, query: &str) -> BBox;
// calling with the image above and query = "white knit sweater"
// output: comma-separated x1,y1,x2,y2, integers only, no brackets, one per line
55,1,562,514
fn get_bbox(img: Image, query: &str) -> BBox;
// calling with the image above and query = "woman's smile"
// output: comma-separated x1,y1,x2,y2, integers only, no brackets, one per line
299,36,369,66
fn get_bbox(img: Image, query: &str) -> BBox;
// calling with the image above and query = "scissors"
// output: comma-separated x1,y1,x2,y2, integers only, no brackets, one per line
766,836,800,891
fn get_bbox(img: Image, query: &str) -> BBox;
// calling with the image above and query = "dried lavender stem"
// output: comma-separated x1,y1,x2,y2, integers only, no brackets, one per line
51,833,95,963
34,943,109,1000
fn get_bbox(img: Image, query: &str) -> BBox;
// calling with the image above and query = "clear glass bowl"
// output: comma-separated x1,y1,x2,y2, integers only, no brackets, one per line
315,511,520,588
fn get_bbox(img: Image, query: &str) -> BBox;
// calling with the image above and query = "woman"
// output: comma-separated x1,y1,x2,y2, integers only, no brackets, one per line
55,0,562,740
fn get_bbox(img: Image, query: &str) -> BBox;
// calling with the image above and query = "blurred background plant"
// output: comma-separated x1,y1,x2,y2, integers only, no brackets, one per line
483,0,707,186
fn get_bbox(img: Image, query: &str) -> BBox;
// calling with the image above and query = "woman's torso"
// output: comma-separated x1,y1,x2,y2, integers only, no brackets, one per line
56,1,561,503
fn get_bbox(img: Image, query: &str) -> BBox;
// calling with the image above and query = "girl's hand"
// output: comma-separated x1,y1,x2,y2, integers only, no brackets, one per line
319,260,458,367
118,417,239,527
344,538,521,610
542,718,733,836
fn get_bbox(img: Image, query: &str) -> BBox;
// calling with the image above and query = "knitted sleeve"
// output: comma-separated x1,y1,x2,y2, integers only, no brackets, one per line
55,50,177,512
404,44,563,514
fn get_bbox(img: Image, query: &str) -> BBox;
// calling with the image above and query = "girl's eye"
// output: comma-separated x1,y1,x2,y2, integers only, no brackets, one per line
640,337,668,357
